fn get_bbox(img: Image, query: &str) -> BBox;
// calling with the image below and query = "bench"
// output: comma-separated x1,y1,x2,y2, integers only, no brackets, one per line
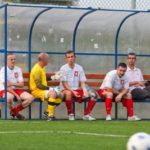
1,73,150,119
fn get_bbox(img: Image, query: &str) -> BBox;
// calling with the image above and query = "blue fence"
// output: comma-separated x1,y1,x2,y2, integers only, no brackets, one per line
0,4,150,119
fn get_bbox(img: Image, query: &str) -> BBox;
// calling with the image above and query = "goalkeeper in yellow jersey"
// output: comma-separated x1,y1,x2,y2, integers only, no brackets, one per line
30,53,63,121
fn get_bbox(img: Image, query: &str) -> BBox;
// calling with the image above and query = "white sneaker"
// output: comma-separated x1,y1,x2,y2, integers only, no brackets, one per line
106,115,112,121
68,114,75,121
128,115,141,121
82,115,96,121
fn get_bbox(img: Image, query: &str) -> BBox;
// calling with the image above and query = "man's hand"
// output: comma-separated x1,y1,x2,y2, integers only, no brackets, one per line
7,81,13,87
83,89,89,98
115,94,123,102
72,91,80,98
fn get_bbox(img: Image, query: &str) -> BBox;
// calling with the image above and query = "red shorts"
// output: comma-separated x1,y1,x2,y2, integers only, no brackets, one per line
72,90,84,103
0,89,24,98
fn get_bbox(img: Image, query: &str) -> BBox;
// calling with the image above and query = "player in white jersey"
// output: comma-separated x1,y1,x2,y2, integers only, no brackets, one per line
0,53,34,119
98,62,140,121
126,52,150,100
60,50,98,121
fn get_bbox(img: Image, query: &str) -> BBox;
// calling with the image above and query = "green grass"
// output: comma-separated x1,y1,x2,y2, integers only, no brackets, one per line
0,120,150,150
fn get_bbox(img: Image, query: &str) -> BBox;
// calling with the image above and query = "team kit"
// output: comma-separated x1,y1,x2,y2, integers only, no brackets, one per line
0,50,149,121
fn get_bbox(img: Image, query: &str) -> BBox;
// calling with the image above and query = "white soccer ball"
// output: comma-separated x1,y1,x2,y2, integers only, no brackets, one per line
127,132,150,150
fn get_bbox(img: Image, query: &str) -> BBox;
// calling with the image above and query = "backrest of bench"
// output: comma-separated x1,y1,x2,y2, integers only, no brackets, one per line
23,73,150,89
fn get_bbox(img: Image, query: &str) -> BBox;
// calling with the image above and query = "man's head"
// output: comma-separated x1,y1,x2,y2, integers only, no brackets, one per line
38,52,49,67
117,62,127,78
65,50,76,66
7,53,16,69
127,53,136,66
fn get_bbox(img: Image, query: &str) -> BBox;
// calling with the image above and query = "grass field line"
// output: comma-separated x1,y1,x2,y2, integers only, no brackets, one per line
0,130,128,138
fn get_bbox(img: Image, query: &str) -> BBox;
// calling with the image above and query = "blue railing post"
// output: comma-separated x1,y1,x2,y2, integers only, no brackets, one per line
28,8,52,119
114,11,139,120
4,4,8,119
72,9,97,52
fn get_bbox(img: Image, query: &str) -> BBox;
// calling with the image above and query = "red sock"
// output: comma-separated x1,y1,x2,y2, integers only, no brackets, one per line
65,100,73,115
123,99,134,117
84,99,96,115
105,98,112,115
12,104,24,116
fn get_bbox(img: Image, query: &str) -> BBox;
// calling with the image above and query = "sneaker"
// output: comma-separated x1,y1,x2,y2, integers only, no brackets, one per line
82,115,96,121
106,115,112,121
68,114,75,121
47,116,55,121
42,111,48,120
10,112,15,120
128,115,141,121
16,114,25,120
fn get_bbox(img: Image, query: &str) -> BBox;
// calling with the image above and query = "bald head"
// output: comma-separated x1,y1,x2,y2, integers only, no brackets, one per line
38,53,49,67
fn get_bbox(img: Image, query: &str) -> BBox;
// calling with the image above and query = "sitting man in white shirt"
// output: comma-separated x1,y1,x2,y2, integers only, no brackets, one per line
0,53,34,119
60,50,97,121
98,62,140,121
126,52,150,100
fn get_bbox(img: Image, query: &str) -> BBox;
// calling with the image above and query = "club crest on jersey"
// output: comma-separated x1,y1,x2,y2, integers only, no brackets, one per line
120,80,124,85
14,72,18,78
74,71,78,77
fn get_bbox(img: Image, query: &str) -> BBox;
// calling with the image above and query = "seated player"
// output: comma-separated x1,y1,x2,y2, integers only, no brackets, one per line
30,52,63,121
98,62,141,121
60,50,98,121
0,53,34,120
126,52,150,100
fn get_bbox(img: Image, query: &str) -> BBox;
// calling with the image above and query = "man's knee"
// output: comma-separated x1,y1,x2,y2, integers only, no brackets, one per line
63,90,72,100
105,92,113,98
21,92,34,103
48,91,56,98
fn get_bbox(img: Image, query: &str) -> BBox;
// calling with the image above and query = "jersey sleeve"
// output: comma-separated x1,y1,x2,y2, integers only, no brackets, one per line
60,67,67,81
0,67,5,83
18,68,24,82
139,69,144,81
103,73,114,88
79,68,87,82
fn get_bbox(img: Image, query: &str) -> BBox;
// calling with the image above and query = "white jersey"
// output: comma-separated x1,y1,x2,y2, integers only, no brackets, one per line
0,66,23,91
60,63,86,90
126,66,144,91
100,70,129,90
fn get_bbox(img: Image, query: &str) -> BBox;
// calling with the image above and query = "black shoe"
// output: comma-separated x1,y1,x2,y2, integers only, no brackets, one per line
16,114,25,120
47,116,55,121
42,111,48,120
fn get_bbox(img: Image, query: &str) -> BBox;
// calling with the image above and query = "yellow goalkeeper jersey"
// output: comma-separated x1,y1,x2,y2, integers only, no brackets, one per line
30,63,47,91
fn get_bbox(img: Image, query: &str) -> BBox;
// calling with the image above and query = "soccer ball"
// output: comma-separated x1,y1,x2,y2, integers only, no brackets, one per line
127,132,150,150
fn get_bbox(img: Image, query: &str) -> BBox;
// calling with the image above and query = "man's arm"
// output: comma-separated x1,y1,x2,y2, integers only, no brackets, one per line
129,81,145,87
7,88,21,101
115,88,129,102
80,82,89,97
35,79,49,90
9,81,24,88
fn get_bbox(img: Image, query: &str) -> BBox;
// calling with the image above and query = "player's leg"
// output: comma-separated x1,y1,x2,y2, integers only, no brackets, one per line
7,92,15,118
7,92,14,111
11,90,34,120
98,89,113,121
47,91,58,121
122,92,141,121
63,90,75,121
82,89,97,121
